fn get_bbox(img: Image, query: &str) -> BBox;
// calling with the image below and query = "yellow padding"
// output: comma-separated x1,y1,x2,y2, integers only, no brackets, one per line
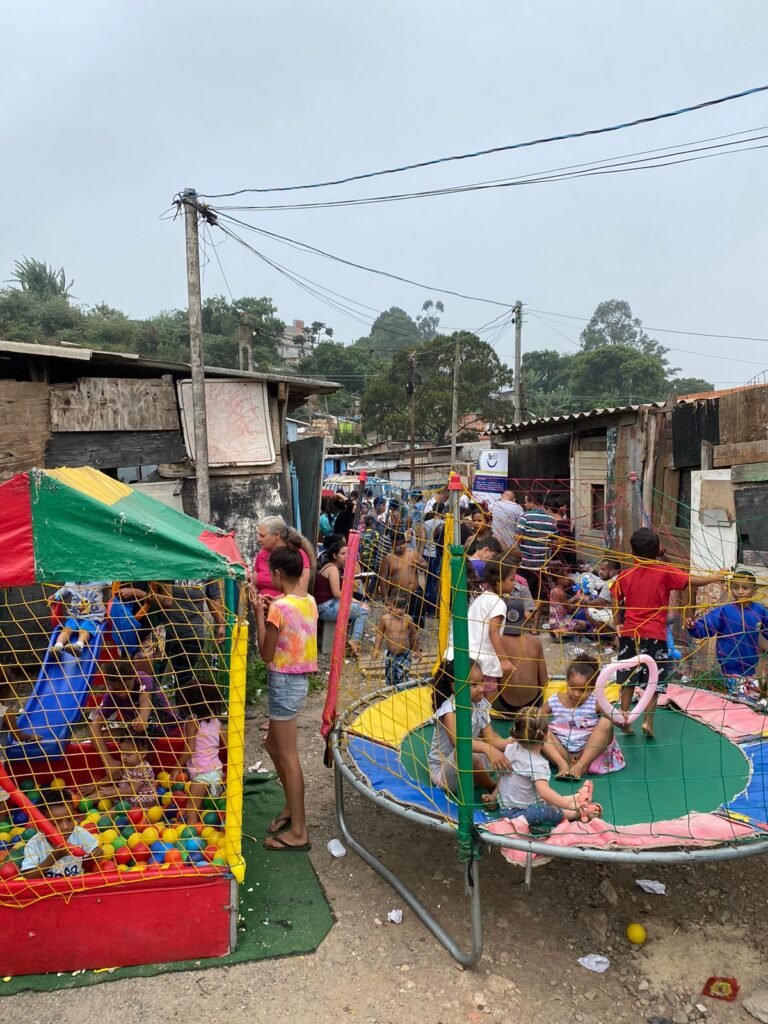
45,467,133,505
350,687,435,747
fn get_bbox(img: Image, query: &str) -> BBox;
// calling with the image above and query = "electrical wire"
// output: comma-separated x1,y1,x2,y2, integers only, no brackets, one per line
196,83,768,196
529,308,768,345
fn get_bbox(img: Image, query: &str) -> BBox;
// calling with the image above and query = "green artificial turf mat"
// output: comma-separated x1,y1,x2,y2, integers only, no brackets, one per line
0,779,333,995
400,708,749,826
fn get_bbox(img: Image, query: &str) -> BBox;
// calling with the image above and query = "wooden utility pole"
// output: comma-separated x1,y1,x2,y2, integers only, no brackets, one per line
450,334,461,467
407,352,417,488
513,299,523,422
181,188,211,523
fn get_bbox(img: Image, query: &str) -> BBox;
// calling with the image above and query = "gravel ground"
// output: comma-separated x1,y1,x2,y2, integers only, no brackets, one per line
9,671,768,1024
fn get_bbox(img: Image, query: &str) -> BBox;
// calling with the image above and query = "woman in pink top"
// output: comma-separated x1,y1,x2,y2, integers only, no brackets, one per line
252,517,314,600
182,680,226,824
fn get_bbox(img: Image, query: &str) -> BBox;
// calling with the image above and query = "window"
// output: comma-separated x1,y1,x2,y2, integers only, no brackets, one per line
590,484,605,531
676,469,692,530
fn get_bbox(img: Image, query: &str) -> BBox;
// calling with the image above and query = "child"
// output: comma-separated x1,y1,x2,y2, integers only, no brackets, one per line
50,581,110,655
495,596,548,715
468,536,503,580
82,730,157,808
614,528,723,738
446,555,518,699
182,680,226,824
372,594,421,689
542,658,625,780
486,708,601,825
21,789,100,877
255,544,318,853
551,559,621,644
359,515,381,598
427,660,510,795
687,569,768,703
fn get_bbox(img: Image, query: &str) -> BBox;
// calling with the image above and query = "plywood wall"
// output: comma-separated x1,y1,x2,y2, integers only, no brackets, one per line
49,377,179,432
0,381,50,480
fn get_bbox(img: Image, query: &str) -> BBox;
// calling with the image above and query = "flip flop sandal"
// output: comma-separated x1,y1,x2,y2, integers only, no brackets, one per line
265,816,292,836
263,834,312,853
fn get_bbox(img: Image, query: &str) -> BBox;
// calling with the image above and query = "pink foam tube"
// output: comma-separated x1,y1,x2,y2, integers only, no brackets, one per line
594,653,658,725
0,762,68,849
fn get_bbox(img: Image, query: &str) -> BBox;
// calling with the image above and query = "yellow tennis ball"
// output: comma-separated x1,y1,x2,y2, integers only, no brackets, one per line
161,828,178,843
146,805,163,824
127,832,142,850
626,923,647,945
97,799,113,813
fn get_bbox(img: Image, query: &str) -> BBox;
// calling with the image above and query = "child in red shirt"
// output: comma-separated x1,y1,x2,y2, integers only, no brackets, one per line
614,528,722,738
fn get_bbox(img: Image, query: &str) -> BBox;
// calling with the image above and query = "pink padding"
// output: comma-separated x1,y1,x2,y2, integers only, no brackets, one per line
484,811,756,865
664,684,768,742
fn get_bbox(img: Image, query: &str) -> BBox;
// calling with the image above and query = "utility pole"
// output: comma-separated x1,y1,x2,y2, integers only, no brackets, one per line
450,334,461,468
181,188,211,524
238,317,253,372
513,299,523,422
407,352,417,489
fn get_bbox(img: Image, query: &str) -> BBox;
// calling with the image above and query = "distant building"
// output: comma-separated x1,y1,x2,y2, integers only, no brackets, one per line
278,319,307,364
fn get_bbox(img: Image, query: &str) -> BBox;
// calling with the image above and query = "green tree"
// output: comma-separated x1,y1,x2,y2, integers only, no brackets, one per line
10,257,74,300
580,298,669,364
667,377,715,397
568,344,670,407
416,299,445,340
357,306,420,356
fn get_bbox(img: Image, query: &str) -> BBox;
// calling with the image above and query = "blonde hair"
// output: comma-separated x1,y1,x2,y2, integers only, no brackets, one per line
513,706,548,746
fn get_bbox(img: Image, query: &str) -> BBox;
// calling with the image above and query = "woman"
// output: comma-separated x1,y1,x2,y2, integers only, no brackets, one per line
314,534,370,656
465,508,494,555
253,517,314,599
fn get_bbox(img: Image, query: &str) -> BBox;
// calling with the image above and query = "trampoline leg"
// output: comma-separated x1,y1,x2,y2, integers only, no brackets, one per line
334,760,483,968
524,851,533,894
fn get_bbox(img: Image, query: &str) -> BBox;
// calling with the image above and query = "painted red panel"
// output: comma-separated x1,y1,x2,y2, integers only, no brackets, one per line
0,873,231,975
198,529,246,567
0,473,35,586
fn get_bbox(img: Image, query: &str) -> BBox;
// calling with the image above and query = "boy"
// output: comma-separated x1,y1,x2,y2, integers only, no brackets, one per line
686,569,768,704
372,594,420,688
560,558,622,646
614,528,723,738
51,581,110,655
21,789,100,878
495,596,548,715
378,531,427,627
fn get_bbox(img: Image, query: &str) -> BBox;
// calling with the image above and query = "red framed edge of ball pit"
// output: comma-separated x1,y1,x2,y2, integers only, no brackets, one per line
0,739,237,975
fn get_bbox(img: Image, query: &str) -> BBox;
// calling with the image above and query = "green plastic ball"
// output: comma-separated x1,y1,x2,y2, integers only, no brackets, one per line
20,778,36,792
78,799,95,814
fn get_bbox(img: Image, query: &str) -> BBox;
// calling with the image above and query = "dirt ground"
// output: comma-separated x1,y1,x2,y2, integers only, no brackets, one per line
10,673,768,1024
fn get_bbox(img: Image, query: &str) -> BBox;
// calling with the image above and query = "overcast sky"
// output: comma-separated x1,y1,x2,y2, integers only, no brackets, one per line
3,2,767,391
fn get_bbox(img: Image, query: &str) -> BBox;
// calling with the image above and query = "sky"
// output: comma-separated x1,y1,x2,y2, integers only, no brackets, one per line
2,2,767,393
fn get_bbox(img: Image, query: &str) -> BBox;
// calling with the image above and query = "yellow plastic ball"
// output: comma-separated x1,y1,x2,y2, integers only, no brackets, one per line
626,923,647,945
9,827,24,838
201,826,215,840
161,828,178,843
141,826,159,845
50,778,66,791
100,828,118,844
156,771,171,787
101,843,115,859
146,805,163,824
160,793,174,807
85,812,101,824
0,832,10,843
117,864,129,873
129,863,146,873
97,799,113,813
127,832,142,850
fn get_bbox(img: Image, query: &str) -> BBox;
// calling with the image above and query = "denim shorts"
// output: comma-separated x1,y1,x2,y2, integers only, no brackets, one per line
268,670,309,720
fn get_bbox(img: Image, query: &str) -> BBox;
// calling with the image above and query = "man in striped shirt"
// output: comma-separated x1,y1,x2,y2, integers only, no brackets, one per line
515,494,558,633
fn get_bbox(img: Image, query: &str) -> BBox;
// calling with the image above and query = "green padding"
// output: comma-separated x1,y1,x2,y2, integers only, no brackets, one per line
31,473,242,582
0,780,332,995
401,709,749,827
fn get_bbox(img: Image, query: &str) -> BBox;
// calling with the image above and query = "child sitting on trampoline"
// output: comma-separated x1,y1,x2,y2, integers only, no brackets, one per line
372,593,421,689
542,657,625,780
50,581,110,655
686,569,768,704
483,708,601,826
428,660,510,796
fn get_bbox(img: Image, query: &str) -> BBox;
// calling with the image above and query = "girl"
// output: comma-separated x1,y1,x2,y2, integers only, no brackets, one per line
428,660,510,795
255,545,318,853
253,517,314,600
82,730,157,809
446,554,517,699
182,680,226,824
314,534,370,657
543,658,625,780
486,707,601,826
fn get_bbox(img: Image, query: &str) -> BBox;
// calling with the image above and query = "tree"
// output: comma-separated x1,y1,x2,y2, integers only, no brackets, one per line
300,321,334,348
416,299,444,341
358,306,420,356
580,299,670,364
520,349,575,417
361,331,513,443
667,377,715,397
568,344,670,407
10,257,74,300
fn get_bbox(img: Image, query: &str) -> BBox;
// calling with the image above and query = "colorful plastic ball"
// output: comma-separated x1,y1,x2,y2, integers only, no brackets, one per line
171,782,186,793
11,811,28,826
101,843,115,860
114,815,129,829
0,822,10,833
175,770,189,783
141,826,160,846
203,844,218,862
179,826,196,840
96,815,112,830
78,799,96,814
0,833,9,844
211,854,226,866
50,778,66,791
129,863,146,873
9,827,24,838
156,771,171,787
203,796,226,812
69,846,85,859
0,861,19,879
114,846,132,866
117,864,129,873
81,822,99,836
160,793,174,808
96,799,113,813
161,828,178,843
127,832,143,850
20,778,36,792
146,806,163,825
149,841,173,863
202,812,220,827
27,790,41,805
100,828,118,844
100,860,117,872
131,843,151,863
122,825,136,839
189,851,206,864
112,836,127,850
183,837,205,853
113,799,132,812
21,828,36,841
626,923,647,945
85,812,101,824
126,808,145,826
156,786,167,797
174,795,189,811
164,848,183,864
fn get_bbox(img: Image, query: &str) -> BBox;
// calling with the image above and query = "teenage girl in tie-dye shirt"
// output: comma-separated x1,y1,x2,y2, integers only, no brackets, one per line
254,543,318,853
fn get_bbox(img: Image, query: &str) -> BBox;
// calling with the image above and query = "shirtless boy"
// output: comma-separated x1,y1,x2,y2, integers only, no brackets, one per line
378,532,427,626
372,594,421,688
495,596,548,715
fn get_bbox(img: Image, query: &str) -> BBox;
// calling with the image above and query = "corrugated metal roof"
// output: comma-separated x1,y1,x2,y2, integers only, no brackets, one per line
0,339,340,395
490,403,665,434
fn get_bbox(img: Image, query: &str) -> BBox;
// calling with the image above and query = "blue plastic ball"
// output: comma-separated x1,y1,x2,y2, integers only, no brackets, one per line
11,810,28,826
149,840,173,863
183,837,205,853
156,786,167,796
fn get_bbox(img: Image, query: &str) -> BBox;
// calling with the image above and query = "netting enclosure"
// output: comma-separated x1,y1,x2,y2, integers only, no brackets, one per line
325,472,768,966
0,468,247,976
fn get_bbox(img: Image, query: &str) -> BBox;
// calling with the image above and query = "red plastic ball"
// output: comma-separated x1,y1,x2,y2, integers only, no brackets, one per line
0,862,19,879
203,844,218,862
100,859,117,872
127,808,145,826
131,842,151,863
114,846,132,866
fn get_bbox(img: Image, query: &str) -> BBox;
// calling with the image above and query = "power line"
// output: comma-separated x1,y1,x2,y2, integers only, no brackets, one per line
528,307,768,343
196,83,768,197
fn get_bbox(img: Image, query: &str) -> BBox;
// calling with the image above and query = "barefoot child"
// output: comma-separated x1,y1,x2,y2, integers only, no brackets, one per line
372,594,421,688
82,730,157,808
614,528,723,738
542,658,625,780
495,596,548,715
256,544,317,853
427,661,510,795
485,708,601,826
